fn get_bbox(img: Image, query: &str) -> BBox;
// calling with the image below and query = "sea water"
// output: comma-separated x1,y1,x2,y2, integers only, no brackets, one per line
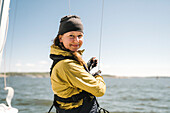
0,76,170,113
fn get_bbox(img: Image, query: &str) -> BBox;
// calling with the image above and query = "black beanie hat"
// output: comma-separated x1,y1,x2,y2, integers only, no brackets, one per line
58,15,84,35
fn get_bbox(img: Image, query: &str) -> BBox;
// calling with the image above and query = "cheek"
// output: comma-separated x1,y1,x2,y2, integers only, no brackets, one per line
62,39,70,48
63,42,69,48
79,39,83,46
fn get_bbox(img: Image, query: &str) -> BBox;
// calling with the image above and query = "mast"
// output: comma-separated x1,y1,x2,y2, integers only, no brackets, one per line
0,0,10,69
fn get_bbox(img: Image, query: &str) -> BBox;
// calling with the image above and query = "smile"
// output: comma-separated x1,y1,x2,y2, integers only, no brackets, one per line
71,44,79,47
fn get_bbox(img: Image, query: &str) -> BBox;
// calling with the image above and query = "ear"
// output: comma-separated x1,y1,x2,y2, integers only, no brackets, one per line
59,35,63,42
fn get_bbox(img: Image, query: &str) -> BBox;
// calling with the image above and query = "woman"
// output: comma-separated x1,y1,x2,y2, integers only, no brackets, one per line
49,15,106,113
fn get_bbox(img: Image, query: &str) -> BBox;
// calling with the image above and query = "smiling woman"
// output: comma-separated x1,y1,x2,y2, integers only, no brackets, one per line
48,15,108,113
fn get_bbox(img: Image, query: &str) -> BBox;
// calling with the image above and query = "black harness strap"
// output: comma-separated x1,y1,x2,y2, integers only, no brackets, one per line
54,90,91,103
48,104,54,113
50,54,75,76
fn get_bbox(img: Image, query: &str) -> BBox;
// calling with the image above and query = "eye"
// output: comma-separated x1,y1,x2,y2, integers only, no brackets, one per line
69,35,74,37
78,35,83,38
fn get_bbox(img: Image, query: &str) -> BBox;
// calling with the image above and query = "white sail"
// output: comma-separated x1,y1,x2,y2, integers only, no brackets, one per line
0,0,10,68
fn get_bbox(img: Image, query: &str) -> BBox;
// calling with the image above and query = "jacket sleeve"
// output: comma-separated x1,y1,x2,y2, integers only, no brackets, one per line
60,59,106,97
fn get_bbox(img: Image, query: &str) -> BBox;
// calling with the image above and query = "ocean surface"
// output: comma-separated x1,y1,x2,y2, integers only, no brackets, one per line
0,76,170,113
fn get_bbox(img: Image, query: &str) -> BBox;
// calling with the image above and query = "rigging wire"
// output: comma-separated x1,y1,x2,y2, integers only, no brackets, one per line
8,0,18,72
98,0,104,70
68,0,71,15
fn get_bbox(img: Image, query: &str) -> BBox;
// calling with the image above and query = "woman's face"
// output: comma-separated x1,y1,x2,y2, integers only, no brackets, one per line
59,31,84,52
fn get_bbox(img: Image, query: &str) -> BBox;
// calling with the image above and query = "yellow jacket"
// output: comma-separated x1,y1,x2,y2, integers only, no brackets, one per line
50,45,106,110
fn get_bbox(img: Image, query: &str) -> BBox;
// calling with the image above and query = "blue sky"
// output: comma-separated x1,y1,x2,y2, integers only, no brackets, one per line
1,0,170,77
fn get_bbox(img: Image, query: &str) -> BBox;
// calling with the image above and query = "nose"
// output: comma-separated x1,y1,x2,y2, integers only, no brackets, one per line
73,37,79,43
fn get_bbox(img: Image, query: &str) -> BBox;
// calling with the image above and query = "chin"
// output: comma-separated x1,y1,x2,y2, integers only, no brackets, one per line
70,48,79,52
71,49,78,52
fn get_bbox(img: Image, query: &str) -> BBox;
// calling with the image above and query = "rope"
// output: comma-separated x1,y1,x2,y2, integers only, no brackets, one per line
3,8,10,88
4,45,6,88
98,0,104,70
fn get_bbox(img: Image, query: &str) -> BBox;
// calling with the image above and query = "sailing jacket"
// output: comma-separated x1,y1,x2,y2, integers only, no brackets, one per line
50,45,106,110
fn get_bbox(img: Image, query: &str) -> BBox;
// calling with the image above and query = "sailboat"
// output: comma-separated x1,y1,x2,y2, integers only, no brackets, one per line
0,0,18,112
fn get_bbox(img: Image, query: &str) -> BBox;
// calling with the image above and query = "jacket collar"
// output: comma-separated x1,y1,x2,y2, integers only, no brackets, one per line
50,45,85,57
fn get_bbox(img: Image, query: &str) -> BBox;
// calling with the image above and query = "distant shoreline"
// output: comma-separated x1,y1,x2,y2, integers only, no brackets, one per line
0,72,170,78
0,72,49,78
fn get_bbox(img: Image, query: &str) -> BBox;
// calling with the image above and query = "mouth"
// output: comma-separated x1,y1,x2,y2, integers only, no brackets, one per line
70,44,79,48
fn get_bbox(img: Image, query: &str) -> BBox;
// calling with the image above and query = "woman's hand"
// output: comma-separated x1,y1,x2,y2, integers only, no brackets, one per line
87,57,98,71
92,70,102,77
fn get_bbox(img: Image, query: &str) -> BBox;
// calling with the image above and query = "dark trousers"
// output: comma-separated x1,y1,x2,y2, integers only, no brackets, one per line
55,97,98,113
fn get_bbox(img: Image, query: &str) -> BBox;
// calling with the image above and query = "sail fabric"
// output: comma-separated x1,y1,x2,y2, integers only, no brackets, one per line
0,0,10,67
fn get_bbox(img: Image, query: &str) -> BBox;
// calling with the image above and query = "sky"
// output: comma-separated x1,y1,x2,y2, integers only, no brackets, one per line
1,0,170,77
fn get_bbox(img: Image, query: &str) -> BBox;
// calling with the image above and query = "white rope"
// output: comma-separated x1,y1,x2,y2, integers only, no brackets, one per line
3,12,9,88
98,0,104,70
4,45,6,88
